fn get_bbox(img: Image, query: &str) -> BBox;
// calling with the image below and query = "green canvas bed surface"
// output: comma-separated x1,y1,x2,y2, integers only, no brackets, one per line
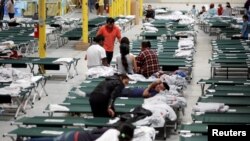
213,54,249,59
216,50,250,53
207,85,250,92
62,97,144,106
15,116,111,127
6,127,82,138
197,96,250,106
209,58,250,63
159,58,191,62
45,103,135,114
179,123,207,134
196,106,250,114
80,81,151,88
206,91,250,97
211,44,248,48
179,135,207,141
211,40,245,45
159,60,192,67
192,113,250,124
212,46,247,51
197,78,250,85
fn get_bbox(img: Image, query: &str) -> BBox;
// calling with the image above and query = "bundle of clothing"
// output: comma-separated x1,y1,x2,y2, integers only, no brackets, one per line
155,8,168,15
192,102,229,113
0,68,35,96
0,67,32,83
178,38,195,50
142,26,159,33
155,14,195,25
87,66,116,79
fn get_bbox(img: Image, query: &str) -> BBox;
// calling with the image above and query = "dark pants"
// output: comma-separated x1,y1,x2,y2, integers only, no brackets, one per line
106,51,113,65
8,13,14,19
89,94,111,117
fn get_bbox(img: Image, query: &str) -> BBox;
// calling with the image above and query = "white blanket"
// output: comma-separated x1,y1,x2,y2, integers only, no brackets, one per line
87,66,116,79
127,74,157,82
48,104,69,112
96,127,155,141
193,102,229,112
53,58,74,64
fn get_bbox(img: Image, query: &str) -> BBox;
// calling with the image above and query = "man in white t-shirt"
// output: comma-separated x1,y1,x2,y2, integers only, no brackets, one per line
85,35,108,68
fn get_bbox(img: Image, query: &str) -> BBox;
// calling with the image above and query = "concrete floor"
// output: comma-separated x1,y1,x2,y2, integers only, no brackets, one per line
0,3,231,141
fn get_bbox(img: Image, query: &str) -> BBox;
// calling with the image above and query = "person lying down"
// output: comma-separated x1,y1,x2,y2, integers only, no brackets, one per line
121,80,170,98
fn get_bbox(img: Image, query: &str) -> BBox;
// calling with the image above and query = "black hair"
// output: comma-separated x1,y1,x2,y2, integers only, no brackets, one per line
121,37,130,45
141,41,151,48
94,35,105,43
243,15,249,20
11,0,14,4
226,2,231,8
106,17,115,24
118,73,130,80
118,123,135,141
120,44,130,72
162,82,170,91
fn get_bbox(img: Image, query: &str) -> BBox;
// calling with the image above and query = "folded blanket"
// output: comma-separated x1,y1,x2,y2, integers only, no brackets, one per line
193,102,229,112
53,58,74,64
48,104,69,112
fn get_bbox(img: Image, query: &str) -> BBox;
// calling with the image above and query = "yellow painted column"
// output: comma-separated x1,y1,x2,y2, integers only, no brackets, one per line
57,0,61,16
127,0,130,15
109,0,113,17
82,0,88,43
38,0,46,58
139,0,143,17
113,0,116,17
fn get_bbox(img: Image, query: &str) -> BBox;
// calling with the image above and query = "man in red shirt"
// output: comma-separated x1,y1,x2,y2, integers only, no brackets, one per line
217,4,223,15
136,41,160,78
97,17,121,64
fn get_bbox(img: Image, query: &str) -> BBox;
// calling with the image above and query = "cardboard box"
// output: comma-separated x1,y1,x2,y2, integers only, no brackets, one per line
74,42,90,51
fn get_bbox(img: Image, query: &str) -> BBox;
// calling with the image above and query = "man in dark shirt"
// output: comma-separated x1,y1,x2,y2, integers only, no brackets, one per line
145,5,155,20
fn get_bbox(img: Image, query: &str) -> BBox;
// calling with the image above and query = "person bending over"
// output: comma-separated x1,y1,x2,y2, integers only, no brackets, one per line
89,74,129,117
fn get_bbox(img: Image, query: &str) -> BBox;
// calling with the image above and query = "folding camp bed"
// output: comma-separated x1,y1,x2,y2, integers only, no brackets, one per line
0,57,80,82
4,127,83,140
0,86,33,119
62,97,144,106
210,63,250,79
44,97,142,116
194,106,250,114
206,90,250,97
192,113,250,124
207,85,250,92
179,135,207,141
209,58,250,64
212,54,250,59
197,78,250,95
80,81,151,88
13,116,112,128
211,39,247,44
197,96,250,106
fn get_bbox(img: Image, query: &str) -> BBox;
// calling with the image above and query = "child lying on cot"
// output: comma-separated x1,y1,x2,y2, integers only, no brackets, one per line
121,80,170,98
